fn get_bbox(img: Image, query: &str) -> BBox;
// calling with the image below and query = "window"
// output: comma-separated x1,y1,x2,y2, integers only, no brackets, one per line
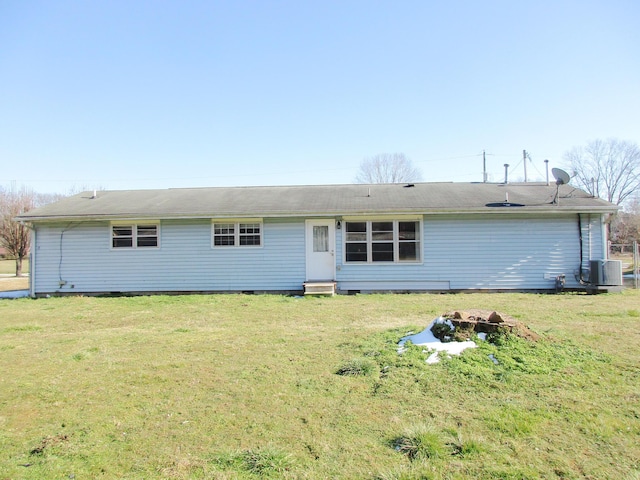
344,220,420,263
313,225,329,252
112,224,159,249
239,223,261,246
213,221,262,247
213,223,235,246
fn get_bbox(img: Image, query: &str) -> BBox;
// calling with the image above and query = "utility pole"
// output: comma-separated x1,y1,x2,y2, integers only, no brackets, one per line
483,150,487,183
522,150,528,182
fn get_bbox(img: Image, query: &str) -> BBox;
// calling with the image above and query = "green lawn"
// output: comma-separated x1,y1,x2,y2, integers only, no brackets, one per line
0,292,639,479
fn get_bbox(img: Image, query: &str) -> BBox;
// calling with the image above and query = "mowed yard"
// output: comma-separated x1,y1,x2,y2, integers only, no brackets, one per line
0,290,639,479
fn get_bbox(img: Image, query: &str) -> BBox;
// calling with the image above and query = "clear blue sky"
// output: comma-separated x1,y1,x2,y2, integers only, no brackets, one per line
1,0,639,193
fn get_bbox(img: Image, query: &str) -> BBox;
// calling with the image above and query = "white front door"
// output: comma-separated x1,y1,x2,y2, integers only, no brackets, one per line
305,219,336,281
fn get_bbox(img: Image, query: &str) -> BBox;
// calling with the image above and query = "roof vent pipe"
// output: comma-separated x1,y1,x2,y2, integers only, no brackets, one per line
503,164,509,184
92,190,97,199
544,160,550,186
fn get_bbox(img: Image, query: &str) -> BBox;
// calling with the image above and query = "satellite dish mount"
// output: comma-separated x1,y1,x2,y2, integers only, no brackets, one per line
551,168,571,205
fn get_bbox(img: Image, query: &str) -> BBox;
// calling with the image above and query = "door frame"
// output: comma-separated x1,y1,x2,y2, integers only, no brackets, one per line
305,219,336,281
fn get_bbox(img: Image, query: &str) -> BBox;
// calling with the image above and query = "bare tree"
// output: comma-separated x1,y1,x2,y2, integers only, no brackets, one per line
611,197,640,246
564,138,640,206
0,185,37,276
354,153,423,184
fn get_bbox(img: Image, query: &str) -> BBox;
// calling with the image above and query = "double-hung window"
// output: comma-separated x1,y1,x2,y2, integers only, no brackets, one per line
212,220,262,247
112,224,159,249
345,219,421,263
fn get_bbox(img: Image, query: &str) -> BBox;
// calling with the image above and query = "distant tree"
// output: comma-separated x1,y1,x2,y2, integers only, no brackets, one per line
611,197,640,247
354,153,422,184
564,138,640,206
0,185,37,276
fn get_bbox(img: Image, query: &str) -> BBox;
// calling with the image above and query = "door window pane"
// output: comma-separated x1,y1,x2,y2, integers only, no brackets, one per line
313,225,329,252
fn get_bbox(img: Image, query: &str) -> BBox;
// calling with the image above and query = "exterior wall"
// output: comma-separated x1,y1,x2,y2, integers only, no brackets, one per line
32,218,305,294
31,213,607,295
337,213,603,291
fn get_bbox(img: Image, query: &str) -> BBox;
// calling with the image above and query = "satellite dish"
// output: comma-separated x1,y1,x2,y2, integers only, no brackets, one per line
551,168,571,185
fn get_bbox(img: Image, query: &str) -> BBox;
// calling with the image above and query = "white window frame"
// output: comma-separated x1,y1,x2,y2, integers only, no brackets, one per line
111,222,160,249
212,219,263,248
343,217,422,264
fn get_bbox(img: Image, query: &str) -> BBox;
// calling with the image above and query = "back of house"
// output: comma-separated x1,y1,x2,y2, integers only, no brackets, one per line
17,182,622,296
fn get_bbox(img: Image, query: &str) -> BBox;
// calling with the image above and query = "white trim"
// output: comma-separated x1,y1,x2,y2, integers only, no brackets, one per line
211,217,263,223
343,219,423,264
305,219,336,281
211,219,264,248
341,214,422,221
339,280,450,291
110,222,161,250
601,215,608,259
30,227,36,297
109,220,161,225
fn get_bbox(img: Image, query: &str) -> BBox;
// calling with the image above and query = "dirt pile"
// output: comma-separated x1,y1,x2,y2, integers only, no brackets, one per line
437,309,540,342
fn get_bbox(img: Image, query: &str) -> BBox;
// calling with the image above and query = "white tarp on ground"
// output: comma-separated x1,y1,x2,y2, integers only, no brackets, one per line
398,317,480,364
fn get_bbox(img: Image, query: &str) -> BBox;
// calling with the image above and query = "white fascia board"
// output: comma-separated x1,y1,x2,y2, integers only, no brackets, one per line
18,205,617,223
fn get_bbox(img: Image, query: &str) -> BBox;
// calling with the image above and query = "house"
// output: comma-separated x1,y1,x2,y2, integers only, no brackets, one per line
16,182,622,297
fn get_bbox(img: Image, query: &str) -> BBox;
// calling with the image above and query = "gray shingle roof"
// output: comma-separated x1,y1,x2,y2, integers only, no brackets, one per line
17,182,618,222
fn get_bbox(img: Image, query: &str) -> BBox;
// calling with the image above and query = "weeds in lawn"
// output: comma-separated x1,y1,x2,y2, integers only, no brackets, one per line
335,357,379,377
210,446,294,477
392,423,449,460
2,325,41,333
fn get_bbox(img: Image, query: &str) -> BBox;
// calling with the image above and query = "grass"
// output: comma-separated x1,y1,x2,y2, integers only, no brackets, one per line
0,258,29,275
0,258,30,292
0,291,639,479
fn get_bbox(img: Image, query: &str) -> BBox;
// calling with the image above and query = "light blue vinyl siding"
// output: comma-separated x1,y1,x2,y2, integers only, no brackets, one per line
337,214,602,291
33,218,305,294
31,213,606,294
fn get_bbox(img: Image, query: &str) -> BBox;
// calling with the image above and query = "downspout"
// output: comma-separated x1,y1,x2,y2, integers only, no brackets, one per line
30,226,36,298
576,214,592,285
602,214,610,259
18,221,36,298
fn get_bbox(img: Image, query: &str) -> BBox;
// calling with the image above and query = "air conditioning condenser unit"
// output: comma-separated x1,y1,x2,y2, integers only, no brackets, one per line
589,260,623,286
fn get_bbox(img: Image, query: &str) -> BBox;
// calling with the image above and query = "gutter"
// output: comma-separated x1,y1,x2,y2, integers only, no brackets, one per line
16,206,618,223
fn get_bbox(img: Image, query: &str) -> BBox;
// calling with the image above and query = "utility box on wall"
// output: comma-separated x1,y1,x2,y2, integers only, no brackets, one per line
590,260,623,286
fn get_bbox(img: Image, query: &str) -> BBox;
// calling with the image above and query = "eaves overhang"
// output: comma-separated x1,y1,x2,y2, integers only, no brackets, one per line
17,205,618,224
